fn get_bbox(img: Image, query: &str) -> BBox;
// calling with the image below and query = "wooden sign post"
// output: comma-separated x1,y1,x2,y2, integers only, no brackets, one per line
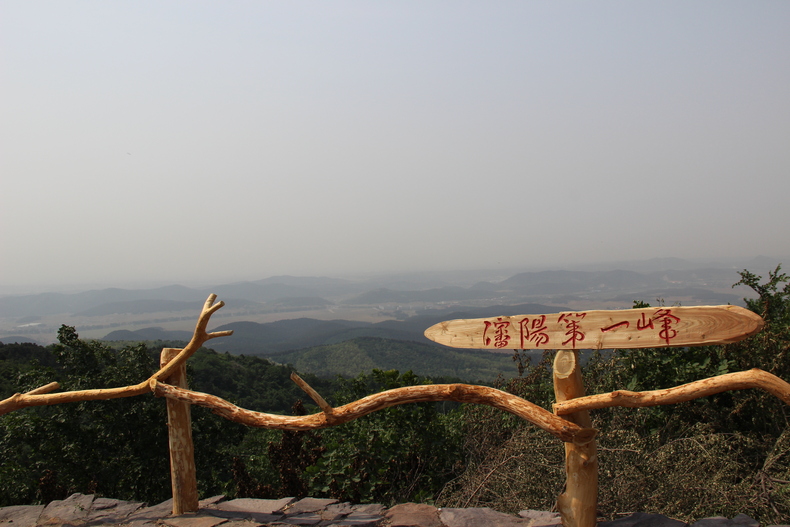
160,348,199,515
424,305,764,527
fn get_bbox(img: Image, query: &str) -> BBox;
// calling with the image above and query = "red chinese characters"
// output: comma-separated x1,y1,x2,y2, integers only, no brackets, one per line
481,308,682,350
483,317,511,349
519,315,550,347
558,312,587,349
637,308,682,345
601,321,630,332
600,309,682,345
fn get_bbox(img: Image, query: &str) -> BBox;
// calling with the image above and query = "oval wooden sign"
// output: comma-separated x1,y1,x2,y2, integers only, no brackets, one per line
424,305,764,350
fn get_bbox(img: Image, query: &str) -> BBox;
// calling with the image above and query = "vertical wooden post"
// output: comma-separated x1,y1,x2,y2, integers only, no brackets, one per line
553,350,598,527
160,348,199,515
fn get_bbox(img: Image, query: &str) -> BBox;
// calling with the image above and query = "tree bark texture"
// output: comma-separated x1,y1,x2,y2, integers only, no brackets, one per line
553,350,598,527
553,368,790,415
160,348,199,515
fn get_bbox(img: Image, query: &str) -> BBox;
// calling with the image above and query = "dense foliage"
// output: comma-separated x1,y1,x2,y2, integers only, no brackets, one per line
304,370,463,504
0,337,465,507
0,330,173,505
1,265,788,523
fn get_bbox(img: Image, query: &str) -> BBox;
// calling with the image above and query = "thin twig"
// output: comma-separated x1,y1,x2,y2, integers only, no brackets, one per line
462,453,524,508
290,373,335,416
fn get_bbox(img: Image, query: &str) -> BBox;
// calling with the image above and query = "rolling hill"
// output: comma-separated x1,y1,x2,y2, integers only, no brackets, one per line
266,336,518,382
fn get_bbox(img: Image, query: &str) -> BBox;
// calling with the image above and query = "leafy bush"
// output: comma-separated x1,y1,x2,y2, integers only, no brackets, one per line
304,370,465,505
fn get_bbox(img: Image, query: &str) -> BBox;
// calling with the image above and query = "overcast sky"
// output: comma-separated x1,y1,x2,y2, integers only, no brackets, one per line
2,1,789,293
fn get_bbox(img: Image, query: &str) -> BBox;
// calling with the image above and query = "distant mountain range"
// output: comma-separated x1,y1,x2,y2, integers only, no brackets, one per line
102,303,563,356
0,265,754,319
0,278,361,318
3,256,781,351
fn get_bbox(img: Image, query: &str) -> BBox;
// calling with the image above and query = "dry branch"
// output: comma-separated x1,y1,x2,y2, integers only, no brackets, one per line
553,369,790,415
25,382,60,396
152,380,596,445
290,372,334,415
0,295,231,416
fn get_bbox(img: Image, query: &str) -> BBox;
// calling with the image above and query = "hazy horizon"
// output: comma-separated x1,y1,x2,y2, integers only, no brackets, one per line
3,2,789,294
1,253,785,298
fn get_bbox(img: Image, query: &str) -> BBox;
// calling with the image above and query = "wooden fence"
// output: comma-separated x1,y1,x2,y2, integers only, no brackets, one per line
2,295,788,527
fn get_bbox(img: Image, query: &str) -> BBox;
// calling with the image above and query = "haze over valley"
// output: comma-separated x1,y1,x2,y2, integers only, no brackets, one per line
1,256,779,356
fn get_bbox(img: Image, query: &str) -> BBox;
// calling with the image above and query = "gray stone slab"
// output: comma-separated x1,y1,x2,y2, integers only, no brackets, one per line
0,504,45,527
126,520,160,527
126,498,175,523
86,497,145,524
440,507,531,527
203,508,283,524
241,512,286,524
160,513,230,527
320,502,355,520
326,514,384,527
215,498,295,515
691,515,759,527
199,496,227,508
284,498,339,515
279,512,324,525
90,498,121,512
38,493,96,525
350,504,385,516
600,512,688,527
220,521,266,527
518,509,562,527
386,503,441,527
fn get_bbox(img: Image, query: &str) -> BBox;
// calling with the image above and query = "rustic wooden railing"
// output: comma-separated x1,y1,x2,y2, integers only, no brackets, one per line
2,295,788,527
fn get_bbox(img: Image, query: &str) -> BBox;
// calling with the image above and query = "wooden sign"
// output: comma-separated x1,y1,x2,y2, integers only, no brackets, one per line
424,305,764,351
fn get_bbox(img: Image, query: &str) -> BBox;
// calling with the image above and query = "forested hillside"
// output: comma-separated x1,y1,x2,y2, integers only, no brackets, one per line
268,336,514,382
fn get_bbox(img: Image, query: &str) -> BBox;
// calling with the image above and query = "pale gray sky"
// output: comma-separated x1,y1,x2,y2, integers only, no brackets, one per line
2,1,789,293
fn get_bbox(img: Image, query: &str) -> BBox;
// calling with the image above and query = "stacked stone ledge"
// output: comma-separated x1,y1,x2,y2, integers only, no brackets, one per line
0,493,786,527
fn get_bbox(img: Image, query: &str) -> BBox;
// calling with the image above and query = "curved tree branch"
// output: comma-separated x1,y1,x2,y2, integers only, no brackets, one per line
0,295,232,416
553,368,790,415
152,380,597,445
0,378,154,416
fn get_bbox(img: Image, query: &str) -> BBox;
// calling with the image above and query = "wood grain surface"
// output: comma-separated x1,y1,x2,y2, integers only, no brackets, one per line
424,305,764,350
